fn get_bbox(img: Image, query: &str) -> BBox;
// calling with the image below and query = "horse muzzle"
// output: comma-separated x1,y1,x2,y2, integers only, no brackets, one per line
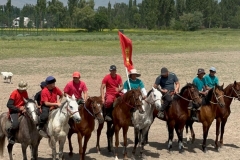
74,117,81,123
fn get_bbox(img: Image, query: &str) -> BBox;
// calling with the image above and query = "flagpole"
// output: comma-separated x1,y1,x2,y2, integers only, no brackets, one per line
125,67,131,90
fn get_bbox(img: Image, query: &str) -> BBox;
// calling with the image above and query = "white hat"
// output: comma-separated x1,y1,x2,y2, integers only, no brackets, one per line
128,69,141,77
210,67,216,72
17,80,28,90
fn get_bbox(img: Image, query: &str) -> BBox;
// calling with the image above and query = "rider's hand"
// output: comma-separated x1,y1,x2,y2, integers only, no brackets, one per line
20,106,26,113
142,96,147,100
161,89,168,93
174,89,179,94
102,97,105,104
56,102,61,107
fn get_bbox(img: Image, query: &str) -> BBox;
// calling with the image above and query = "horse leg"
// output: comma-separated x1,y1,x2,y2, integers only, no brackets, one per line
220,119,228,148
140,127,150,157
215,118,221,151
82,134,91,160
106,121,113,152
67,129,74,157
58,136,66,160
202,123,210,153
7,143,14,160
175,126,184,153
132,127,139,155
96,122,104,153
114,125,120,160
187,121,195,144
21,144,28,160
122,126,129,160
77,133,83,160
167,122,174,152
49,137,57,160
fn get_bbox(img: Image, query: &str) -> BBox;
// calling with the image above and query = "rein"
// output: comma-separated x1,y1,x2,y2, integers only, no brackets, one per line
210,87,224,105
84,101,102,118
224,87,240,99
61,101,79,117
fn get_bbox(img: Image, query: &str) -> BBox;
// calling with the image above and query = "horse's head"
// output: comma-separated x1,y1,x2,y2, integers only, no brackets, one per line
87,96,104,124
66,94,81,123
232,81,240,101
130,88,144,113
212,84,225,108
23,98,38,124
180,83,202,107
146,87,162,109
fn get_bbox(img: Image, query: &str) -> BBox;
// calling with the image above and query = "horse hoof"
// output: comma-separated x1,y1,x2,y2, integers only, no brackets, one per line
203,148,207,153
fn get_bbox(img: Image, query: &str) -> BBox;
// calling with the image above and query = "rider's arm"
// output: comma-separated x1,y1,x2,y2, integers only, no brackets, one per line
118,84,123,92
83,90,88,101
7,99,21,113
100,83,106,101
175,81,180,93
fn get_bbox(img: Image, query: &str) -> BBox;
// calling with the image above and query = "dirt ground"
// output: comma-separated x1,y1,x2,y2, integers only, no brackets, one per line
1,52,240,160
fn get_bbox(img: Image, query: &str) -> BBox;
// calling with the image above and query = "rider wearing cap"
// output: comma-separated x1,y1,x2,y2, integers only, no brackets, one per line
6,80,29,144
64,71,88,104
34,81,47,107
153,67,180,118
204,67,219,89
193,68,209,96
100,65,123,121
122,68,147,99
38,76,63,137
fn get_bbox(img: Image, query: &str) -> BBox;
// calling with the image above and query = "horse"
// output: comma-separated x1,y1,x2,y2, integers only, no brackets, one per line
46,94,81,160
215,81,240,150
131,87,162,158
186,84,225,152
0,99,41,160
110,88,144,160
67,96,104,160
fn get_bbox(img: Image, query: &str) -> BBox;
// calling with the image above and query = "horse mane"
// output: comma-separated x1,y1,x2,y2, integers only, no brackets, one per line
27,99,35,103
147,89,153,97
60,100,67,113
205,85,223,104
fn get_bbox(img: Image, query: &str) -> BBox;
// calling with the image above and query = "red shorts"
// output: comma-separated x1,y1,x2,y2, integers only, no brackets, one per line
104,92,123,108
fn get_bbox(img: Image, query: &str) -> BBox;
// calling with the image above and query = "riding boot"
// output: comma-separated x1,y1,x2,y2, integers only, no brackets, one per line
157,100,168,118
191,109,199,122
105,107,112,121
37,121,48,138
7,128,15,144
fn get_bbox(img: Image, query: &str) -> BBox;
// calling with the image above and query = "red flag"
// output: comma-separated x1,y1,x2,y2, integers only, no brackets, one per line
118,31,134,72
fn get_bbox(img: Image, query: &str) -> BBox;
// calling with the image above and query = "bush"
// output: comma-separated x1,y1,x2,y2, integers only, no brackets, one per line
179,11,203,31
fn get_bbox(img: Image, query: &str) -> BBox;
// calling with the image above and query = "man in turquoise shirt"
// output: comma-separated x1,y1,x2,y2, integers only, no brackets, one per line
192,68,209,96
204,67,219,89
122,69,147,99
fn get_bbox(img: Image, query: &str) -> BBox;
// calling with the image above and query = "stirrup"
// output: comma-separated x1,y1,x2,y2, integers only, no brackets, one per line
8,137,15,145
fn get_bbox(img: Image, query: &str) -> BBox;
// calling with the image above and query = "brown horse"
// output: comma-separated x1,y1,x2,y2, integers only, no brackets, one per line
164,83,202,152
186,84,225,152
0,99,41,160
67,96,104,160
110,88,144,160
214,81,240,150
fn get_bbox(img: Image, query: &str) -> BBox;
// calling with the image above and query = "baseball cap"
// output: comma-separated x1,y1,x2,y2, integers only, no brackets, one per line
209,67,216,72
72,71,81,78
40,81,47,88
161,67,168,75
45,76,56,85
109,65,117,71
197,68,205,75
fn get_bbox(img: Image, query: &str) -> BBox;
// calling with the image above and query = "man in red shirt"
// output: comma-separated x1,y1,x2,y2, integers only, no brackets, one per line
6,80,29,144
100,65,123,121
64,71,88,104
38,76,63,137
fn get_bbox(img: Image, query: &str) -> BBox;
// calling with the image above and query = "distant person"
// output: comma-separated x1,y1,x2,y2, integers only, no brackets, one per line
204,67,219,89
100,65,123,121
64,71,88,105
34,81,47,113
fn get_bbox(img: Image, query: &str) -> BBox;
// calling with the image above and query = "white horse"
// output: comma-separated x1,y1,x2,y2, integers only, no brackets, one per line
132,87,162,158
46,95,81,160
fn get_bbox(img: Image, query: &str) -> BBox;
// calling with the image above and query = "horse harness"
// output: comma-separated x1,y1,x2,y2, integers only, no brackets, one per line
224,86,240,100
83,100,102,118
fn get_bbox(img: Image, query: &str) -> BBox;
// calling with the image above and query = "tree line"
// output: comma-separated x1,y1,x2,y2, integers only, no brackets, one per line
0,0,240,31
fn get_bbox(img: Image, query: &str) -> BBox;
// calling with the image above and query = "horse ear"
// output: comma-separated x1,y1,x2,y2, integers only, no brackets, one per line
66,95,70,101
222,83,224,89
234,81,237,86
23,98,28,103
72,94,76,100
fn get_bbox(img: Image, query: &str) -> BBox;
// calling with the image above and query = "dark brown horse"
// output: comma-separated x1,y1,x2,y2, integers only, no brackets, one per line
214,81,240,150
68,96,104,160
164,83,202,152
186,84,225,152
0,99,41,160
105,89,144,160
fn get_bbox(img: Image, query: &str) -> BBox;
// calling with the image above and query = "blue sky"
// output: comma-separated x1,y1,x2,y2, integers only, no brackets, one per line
0,0,142,8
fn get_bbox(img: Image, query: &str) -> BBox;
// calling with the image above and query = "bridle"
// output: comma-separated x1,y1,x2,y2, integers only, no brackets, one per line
176,86,200,104
210,87,224,105
125,91,142,109
61,101,79,117
24,101,38,122
84,100,102,118
224,85,240,100
144,90,161,105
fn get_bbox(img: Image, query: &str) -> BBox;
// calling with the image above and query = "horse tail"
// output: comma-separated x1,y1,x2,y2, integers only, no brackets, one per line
0,133,6,157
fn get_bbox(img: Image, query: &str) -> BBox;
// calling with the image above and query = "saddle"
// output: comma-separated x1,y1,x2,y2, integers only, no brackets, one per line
5,113,24,131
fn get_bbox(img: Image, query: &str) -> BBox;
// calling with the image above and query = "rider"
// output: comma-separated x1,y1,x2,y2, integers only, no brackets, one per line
100,65,123,121
6,80,29,144
192,68,209,96
34,81,46,113
122,68,147,99
204,67,219,89
153,67,180,118
64,71,88,104
38,76,63,137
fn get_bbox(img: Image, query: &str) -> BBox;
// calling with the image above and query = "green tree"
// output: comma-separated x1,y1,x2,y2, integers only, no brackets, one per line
157,0,175,27
179,11,203,31
68,0,78,27
75,5,95,31
95,6,108,31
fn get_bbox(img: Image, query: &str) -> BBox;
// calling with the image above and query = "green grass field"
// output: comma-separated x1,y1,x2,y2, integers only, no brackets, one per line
1,29,240,59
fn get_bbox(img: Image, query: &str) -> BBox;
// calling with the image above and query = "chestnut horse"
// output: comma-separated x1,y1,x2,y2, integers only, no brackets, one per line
215,81,240,150
164,83,202,152
68,96,104,160
186,84,225,152
111,88,144,160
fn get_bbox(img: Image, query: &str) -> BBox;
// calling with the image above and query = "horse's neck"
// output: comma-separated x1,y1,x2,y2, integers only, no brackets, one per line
56,106,70,124
224,85,234,107
143,98,155,114
82,104,94,121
